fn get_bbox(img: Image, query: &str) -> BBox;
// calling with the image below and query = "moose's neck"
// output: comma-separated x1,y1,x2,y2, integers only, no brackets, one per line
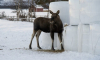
51,15,60,21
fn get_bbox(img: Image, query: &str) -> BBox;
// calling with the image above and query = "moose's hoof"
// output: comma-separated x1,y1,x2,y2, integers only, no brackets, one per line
61,48,64,51
38,47,42,49
61,47,64,50
51,48,55,51
29,46,32,49
29,47,32,49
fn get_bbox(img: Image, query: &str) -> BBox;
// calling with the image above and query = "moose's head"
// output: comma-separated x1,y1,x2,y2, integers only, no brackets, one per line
50,10,60,20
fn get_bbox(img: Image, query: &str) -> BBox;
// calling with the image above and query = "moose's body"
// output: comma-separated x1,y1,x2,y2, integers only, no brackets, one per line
34,17,63,33
29,10,64,50
34,17,51,32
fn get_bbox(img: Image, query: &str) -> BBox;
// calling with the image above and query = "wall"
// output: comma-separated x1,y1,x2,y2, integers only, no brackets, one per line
68,0,100,55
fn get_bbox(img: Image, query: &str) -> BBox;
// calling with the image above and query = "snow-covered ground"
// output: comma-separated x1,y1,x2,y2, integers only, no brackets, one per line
0,9,48,18
0,19,100,60
0,9,16,17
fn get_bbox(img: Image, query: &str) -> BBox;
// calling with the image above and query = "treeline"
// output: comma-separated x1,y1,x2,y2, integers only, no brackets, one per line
0,0,68,9
35,0,68,4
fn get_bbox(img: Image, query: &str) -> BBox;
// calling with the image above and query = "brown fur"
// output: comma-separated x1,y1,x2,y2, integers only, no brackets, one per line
29,10,64,50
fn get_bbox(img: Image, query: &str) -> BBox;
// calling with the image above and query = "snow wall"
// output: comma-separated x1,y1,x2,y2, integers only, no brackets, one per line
67,0,100,55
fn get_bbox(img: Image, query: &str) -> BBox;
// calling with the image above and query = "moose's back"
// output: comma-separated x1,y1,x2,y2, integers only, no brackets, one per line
34,17,51,32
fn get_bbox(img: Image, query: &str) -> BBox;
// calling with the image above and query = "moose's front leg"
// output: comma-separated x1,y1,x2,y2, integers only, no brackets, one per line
58,33,64,50
50,32,55,50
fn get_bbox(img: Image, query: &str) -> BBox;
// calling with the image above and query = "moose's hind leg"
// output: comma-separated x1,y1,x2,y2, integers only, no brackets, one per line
36,30,42,49
29,30,37,49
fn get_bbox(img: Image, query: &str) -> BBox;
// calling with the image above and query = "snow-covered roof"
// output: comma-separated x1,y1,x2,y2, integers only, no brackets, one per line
35,5,43,8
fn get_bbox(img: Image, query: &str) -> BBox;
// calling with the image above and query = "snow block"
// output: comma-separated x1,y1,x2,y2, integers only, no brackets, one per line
63,26,78,51
80,0,100,24
80,25,90,53
69,0,80,25
70,0,100,25
89,22,100,55
39,32,58,50
49,1,70,24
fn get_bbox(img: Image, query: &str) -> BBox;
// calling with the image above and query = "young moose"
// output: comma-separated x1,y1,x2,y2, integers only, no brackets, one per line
29,10,64,50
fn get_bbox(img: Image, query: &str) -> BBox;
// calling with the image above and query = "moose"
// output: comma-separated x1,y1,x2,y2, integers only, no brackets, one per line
29,10,64,50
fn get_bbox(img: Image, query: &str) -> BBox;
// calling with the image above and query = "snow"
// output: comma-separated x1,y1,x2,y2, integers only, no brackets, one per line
0,9,16,16
0,9,48,18
35,12,48,18
0,19,100,60
35,5,43,8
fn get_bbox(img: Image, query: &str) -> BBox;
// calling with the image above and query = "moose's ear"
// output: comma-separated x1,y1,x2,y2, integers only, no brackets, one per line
56,10,60,14
50,10,53,14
